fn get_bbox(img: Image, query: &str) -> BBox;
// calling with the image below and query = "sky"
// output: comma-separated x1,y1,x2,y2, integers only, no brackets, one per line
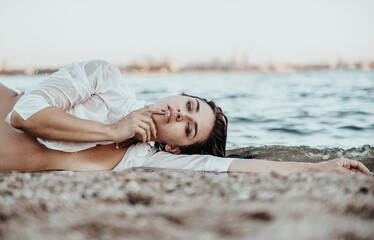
0,0,373,69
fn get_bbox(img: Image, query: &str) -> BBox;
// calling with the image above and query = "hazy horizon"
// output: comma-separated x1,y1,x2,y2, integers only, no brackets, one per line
1,0,373,69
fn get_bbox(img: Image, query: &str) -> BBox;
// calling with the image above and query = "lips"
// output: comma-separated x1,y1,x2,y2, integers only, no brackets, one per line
164,105,173,123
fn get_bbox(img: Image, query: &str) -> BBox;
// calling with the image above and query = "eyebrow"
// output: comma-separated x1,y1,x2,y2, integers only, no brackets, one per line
193,99,200,138
193,122,198,138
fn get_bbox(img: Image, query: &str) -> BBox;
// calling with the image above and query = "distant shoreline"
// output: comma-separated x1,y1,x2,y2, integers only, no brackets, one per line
1,61,374,76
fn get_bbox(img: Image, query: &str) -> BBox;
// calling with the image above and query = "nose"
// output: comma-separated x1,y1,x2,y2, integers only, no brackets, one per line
176,108,191,122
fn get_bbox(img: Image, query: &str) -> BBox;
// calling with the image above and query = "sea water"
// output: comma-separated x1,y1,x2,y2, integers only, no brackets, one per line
1,69,373,150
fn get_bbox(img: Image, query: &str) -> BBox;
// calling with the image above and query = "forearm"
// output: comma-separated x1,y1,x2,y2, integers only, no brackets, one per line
228,159,319,173
10,107,114,142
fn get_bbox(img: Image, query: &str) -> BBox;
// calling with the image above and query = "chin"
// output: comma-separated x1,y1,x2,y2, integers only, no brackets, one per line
152,115,163,129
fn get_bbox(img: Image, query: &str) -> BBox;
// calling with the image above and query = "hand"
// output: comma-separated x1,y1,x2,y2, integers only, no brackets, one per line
316,158,371,175
110,105,164,143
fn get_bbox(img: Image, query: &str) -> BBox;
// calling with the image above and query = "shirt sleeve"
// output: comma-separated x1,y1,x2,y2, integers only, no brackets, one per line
142,151,235,172
9,59,123,121
112,143,234,172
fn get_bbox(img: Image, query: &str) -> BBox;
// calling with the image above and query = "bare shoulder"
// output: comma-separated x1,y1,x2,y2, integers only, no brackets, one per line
0,84,19,114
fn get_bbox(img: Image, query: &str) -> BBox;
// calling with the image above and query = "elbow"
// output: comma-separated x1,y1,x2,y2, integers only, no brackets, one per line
10,111,25,129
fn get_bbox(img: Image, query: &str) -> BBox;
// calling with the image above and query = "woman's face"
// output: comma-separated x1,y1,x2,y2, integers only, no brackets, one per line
152,95,215,148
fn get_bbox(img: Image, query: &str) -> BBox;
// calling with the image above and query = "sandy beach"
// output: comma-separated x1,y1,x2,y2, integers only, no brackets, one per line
1,152,373,240
1,0,373,239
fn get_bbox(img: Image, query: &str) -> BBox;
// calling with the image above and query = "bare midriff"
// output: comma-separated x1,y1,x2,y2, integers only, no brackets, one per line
0,84,128,172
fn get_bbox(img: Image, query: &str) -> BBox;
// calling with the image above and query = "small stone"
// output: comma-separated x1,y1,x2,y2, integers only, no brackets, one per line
127,181,141,192
359,187,368,194
0,190,12,198
237,190,251,200
257,191,275,200
164,182,176,192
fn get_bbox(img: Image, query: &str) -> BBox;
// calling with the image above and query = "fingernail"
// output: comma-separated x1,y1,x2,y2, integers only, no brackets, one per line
161,109,165,112
156,133,158,137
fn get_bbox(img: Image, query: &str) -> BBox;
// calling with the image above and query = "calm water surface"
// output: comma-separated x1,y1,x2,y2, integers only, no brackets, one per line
1,70,373,149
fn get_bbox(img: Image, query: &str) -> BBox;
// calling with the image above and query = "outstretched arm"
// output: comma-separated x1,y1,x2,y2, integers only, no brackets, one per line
127,147,371,175
228,158,371,175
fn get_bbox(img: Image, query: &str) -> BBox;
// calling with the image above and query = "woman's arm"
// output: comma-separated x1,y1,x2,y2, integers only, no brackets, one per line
11,105,163,143
9,60,163,143
228,158,371,175
228,159,317,173
8,60,117,141
10,107,113,142
10,60,111,120
126,146,371,175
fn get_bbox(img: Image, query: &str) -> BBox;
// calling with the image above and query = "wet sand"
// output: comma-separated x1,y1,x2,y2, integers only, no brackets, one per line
1,167,373,240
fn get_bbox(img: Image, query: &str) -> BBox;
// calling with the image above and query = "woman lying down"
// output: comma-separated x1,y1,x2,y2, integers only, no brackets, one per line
0,60,371,175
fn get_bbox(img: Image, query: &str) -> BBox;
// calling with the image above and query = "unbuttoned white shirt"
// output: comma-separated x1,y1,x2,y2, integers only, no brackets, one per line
6,60,234,172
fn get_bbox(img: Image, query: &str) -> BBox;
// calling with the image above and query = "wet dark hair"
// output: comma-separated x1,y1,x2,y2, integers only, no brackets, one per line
155,93,228,157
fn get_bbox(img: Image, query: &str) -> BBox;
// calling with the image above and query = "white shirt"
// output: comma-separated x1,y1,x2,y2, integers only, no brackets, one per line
6,60,234,172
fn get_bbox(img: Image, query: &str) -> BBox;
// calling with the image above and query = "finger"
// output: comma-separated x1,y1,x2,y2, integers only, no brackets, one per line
350,160,371,176
140,115,157,139
143,119,153,142
139,105,164,115
342,160,351,169
150,109,166,115
138,121,151,142
150,120,157,139
138,122,150,142
340,160,359,175
135,127,147,143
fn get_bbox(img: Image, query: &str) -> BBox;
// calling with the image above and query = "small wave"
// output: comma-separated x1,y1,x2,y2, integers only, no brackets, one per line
268,128,305,135
333,111,372,117
225,93,253,99
231,117,253,122
138,89,167,94
361,87,374,92
299,92,309,97
267,128,322,135
231,117,279,123
338,125,365,131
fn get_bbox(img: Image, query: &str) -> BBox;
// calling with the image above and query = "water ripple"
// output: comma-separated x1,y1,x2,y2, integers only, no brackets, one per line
338,125,365,131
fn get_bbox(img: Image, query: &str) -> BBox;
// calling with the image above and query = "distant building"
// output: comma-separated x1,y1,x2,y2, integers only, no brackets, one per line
1,61,11,72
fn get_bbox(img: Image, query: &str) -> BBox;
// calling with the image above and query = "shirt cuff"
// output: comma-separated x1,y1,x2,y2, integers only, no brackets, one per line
204,157,235,172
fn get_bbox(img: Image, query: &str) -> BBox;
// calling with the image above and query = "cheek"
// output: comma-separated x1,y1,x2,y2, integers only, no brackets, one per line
155,123,184,144
158,125,181,138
